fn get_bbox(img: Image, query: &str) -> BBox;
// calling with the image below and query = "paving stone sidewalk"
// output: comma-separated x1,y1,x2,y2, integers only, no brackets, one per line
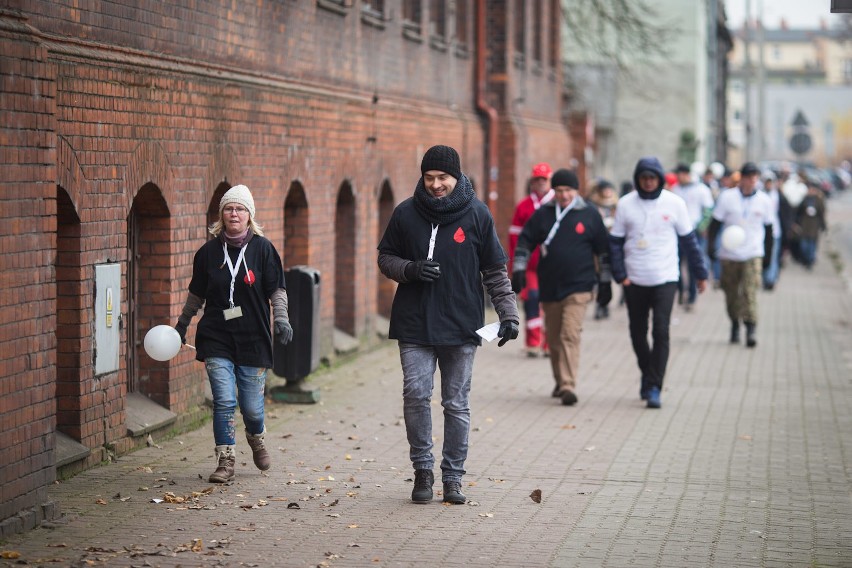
2,196,851,567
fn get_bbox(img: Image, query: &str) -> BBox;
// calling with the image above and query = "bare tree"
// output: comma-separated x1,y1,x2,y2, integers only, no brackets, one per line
561,0,675,71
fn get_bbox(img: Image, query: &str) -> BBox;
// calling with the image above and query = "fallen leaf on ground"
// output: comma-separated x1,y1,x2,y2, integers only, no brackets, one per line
530,489,542,503
561,424,577,430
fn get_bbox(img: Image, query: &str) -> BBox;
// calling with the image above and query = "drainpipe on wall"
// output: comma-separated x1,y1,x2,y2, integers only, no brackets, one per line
475,0,499,218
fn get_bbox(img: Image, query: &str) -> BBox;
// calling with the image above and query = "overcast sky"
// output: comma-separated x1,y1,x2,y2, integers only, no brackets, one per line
724,0,841,29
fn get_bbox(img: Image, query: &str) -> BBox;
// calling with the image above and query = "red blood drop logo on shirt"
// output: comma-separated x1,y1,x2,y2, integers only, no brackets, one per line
244,270,255,286
575,222,585,234
662,214,671,222
454,227,465,243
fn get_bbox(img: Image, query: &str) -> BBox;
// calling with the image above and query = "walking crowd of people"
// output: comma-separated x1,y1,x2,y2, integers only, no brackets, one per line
174,144,836,506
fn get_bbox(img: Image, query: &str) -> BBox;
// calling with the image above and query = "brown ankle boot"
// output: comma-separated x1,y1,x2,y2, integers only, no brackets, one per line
246,427,271,471
209,445,235,483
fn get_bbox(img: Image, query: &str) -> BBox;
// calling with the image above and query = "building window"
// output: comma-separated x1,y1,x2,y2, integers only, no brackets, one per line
317,0,350,16
362,0,383,17
362,0,385,28
533,0,543,65
549,0,559,69
514,0,526,67
455,0,468,46
430,0,446,39
403,0,423,39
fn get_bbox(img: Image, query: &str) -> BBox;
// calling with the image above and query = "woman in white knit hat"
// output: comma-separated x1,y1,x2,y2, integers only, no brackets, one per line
174,184,293,483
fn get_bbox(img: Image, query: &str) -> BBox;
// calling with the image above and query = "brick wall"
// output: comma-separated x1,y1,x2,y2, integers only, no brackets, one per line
0,0,571,533
0,12,59,529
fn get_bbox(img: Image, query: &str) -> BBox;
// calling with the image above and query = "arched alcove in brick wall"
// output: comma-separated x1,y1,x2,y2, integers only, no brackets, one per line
127,183,172,406
207,182,233,238
55,187,84,442
283,182,309,269
376,180,395,319
334,182,357,337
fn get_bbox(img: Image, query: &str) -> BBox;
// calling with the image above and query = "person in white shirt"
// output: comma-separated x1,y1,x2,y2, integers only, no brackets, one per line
672,162,714,310
707,162,775,348
609,157,708,409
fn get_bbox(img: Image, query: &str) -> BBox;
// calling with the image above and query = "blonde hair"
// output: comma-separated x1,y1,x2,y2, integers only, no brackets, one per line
208,217,265,237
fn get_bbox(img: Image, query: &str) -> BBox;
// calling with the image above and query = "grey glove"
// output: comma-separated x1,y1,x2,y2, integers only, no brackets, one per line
274,319,293,345
404,260,441,282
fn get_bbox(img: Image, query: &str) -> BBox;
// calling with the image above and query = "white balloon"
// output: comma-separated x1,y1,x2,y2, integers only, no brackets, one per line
691,161,706,178
721,225,746,251
144,325,182,361
710,162,725,179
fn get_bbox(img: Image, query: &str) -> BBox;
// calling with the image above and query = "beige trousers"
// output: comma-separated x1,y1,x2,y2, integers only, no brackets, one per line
542,291,593,394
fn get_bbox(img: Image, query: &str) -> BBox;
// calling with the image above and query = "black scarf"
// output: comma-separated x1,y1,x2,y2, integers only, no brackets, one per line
413,174,475,225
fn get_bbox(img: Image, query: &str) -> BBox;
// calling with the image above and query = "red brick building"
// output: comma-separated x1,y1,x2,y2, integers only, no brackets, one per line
0,0,572,534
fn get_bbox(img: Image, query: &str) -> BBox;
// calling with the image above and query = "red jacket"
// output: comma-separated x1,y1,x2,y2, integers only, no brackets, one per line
508,189,554,292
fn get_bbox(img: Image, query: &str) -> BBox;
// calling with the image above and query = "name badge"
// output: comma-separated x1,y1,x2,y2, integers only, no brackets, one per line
223,306,243,320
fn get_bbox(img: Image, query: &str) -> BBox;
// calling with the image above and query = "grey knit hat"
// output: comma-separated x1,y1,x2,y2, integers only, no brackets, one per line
421,145,462,180
219,184,256,218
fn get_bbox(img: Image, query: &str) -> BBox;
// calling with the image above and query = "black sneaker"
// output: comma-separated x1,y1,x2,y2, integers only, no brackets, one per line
411,469,434,504
560,390,578,406
442,480,466,504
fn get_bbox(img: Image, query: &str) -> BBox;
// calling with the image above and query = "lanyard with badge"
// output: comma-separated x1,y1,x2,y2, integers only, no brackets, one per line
739,191,754,226
425,223,442,275
541,200,577,257
222,242,248,320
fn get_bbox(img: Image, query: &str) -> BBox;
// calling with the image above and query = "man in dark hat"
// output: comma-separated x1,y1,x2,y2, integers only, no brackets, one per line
609,157,708,409
377,145,519,505
707,162,775,347
511,168,611,406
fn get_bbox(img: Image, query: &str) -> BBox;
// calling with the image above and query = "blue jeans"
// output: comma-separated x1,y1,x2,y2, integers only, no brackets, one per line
399,342,477,483
799,238,818,267
206,357,267,446
679,234,708,304
762,238,782,286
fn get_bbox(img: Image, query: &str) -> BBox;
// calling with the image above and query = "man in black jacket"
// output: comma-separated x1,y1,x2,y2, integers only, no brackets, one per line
377,145,519,505
511,169,611,406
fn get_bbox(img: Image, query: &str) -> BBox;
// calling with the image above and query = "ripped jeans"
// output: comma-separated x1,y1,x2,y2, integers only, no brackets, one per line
205,357,267,446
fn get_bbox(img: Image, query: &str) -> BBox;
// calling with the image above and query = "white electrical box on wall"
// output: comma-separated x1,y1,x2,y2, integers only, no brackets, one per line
94,263,121,375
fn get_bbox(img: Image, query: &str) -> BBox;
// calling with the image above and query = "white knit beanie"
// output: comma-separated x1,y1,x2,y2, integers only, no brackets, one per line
219,185,256,218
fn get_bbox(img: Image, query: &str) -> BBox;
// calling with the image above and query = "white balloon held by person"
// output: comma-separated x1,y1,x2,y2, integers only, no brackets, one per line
143,325,183,361
721,225,746,251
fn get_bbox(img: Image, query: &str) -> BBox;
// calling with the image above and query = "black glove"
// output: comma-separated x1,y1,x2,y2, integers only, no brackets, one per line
275,319,293,345
511,270,527,293
497,320,519,347
404,260,441,282
174,321,187,344
597,282,612,307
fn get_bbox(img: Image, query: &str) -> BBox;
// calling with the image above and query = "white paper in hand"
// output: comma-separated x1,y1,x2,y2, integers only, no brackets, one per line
476,321,502,342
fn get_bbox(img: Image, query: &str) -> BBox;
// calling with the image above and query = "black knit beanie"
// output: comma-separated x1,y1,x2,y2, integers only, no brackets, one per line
421,145,462,180
550,168,579,189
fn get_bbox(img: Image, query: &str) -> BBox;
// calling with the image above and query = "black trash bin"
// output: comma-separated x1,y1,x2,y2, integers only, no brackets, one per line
272,266,321,402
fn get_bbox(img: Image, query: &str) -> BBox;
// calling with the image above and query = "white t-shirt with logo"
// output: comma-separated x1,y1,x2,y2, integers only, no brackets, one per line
712,187,774,262
611,190,694,286
673,182,714,227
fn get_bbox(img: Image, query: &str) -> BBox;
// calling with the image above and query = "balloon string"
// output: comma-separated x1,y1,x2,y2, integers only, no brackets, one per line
184,344,196,350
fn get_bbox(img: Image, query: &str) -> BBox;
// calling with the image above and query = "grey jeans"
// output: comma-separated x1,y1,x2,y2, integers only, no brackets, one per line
399,342,477,483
